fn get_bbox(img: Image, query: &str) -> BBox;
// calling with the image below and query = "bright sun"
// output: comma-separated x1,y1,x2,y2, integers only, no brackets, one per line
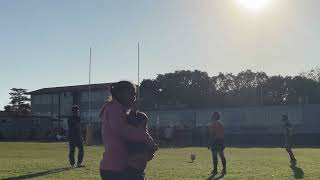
237,0,271,12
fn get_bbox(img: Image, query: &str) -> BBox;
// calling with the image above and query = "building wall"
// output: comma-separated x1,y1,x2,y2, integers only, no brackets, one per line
31,94,59,117
60,92,73,116
31,89,111,125
301,105,320,133
0,116,52,140
79,89,110,122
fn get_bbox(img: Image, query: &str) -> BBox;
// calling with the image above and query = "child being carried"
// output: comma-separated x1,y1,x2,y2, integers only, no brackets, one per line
126,111,158,180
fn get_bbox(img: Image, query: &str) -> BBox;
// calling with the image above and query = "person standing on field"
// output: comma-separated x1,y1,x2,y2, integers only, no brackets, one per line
207,111,227,176
281,114,297,165
68,105,84,168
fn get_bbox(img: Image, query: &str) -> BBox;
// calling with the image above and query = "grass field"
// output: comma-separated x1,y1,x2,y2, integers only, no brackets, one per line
0,142,319,180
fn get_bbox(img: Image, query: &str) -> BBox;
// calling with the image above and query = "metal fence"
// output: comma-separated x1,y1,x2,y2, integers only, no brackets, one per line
143,104,320,146
145,104,317,134
78,104,320,146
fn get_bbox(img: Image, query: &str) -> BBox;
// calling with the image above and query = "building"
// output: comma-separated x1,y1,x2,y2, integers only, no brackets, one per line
27,83,320,146
0,111,52,140
28,83,112,128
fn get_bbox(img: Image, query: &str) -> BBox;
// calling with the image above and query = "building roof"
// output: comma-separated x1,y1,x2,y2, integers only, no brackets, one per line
27,83,113,95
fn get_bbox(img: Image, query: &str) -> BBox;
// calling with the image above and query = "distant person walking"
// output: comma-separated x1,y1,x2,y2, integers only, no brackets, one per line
281,114,297,165
207,111,227,176
67,105,84,168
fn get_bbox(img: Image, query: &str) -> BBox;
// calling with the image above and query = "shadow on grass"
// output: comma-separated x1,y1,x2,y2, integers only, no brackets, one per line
290,164,304,179
206,174,224,180
2,167,73,180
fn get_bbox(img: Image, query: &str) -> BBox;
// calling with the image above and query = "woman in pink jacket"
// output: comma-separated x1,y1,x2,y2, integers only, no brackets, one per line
99,81,156,180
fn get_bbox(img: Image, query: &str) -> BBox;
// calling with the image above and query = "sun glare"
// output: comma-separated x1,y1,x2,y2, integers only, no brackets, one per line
237,0,271,12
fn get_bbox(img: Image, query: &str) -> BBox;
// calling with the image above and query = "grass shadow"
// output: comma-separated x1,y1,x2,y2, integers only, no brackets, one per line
2,167,73,180
290,164,304,179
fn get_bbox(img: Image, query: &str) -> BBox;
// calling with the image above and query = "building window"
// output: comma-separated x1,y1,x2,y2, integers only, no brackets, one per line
32,119,41,125
91,90,108,101
90,91,97,101
62,92,72,97
80,90,110,103
0,119,12,124
41,95,52,104
52,94,59,104
80,109,101,122
80,91,89,102
47,95,52,104
33,95,41,104
41,95,45,104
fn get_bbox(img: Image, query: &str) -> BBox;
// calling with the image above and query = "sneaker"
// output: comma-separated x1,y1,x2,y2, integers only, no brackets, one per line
221,169,227,175
76,164,85,168
211,170,218,176
290,159,297,165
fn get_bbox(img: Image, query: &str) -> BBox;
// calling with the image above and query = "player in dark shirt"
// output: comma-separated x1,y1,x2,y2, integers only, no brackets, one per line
281,114,297,165
67,105,84,168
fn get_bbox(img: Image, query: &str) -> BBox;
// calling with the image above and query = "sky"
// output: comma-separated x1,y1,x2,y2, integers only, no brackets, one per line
1,0,320,109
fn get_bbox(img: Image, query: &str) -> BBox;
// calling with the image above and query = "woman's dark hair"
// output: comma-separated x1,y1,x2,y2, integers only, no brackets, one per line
110,81,136,100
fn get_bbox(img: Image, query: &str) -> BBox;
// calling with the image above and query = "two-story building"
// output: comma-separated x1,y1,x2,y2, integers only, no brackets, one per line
28,83,112,129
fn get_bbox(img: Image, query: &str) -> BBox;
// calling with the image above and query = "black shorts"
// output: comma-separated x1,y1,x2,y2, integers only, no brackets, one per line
100,170,125,180
125,167,145,180
210,139,225,152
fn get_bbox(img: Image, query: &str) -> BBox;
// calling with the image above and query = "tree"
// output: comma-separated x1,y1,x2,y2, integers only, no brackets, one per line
300,66,320,82
231,70,269,106
286,76,320,104
263,76,289,105
140,70,218,109
140,68,320,109
215,73,236,93
4,105,12,112
140,79,161,109
8,88,31,114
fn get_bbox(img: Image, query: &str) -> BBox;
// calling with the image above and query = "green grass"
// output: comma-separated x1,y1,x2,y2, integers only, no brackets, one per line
0,142,319,180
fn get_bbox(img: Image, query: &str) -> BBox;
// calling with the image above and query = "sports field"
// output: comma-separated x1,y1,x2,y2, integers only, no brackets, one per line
0,142,319,180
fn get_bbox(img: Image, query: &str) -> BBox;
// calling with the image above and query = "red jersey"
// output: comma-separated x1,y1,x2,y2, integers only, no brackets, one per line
208,120,224,140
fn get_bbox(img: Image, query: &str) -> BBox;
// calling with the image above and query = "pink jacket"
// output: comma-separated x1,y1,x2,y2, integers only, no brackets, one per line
99,99,154,171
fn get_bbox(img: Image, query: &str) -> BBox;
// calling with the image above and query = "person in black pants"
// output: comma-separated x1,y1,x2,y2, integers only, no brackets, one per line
68,105,84,168
281,114,297,165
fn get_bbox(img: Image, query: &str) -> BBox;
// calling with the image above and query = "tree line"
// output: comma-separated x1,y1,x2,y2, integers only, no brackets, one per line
4,67,320,112
140,67,320,110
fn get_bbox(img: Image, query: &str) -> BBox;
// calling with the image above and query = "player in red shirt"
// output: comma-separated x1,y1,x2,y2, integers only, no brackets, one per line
207,111,227,176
